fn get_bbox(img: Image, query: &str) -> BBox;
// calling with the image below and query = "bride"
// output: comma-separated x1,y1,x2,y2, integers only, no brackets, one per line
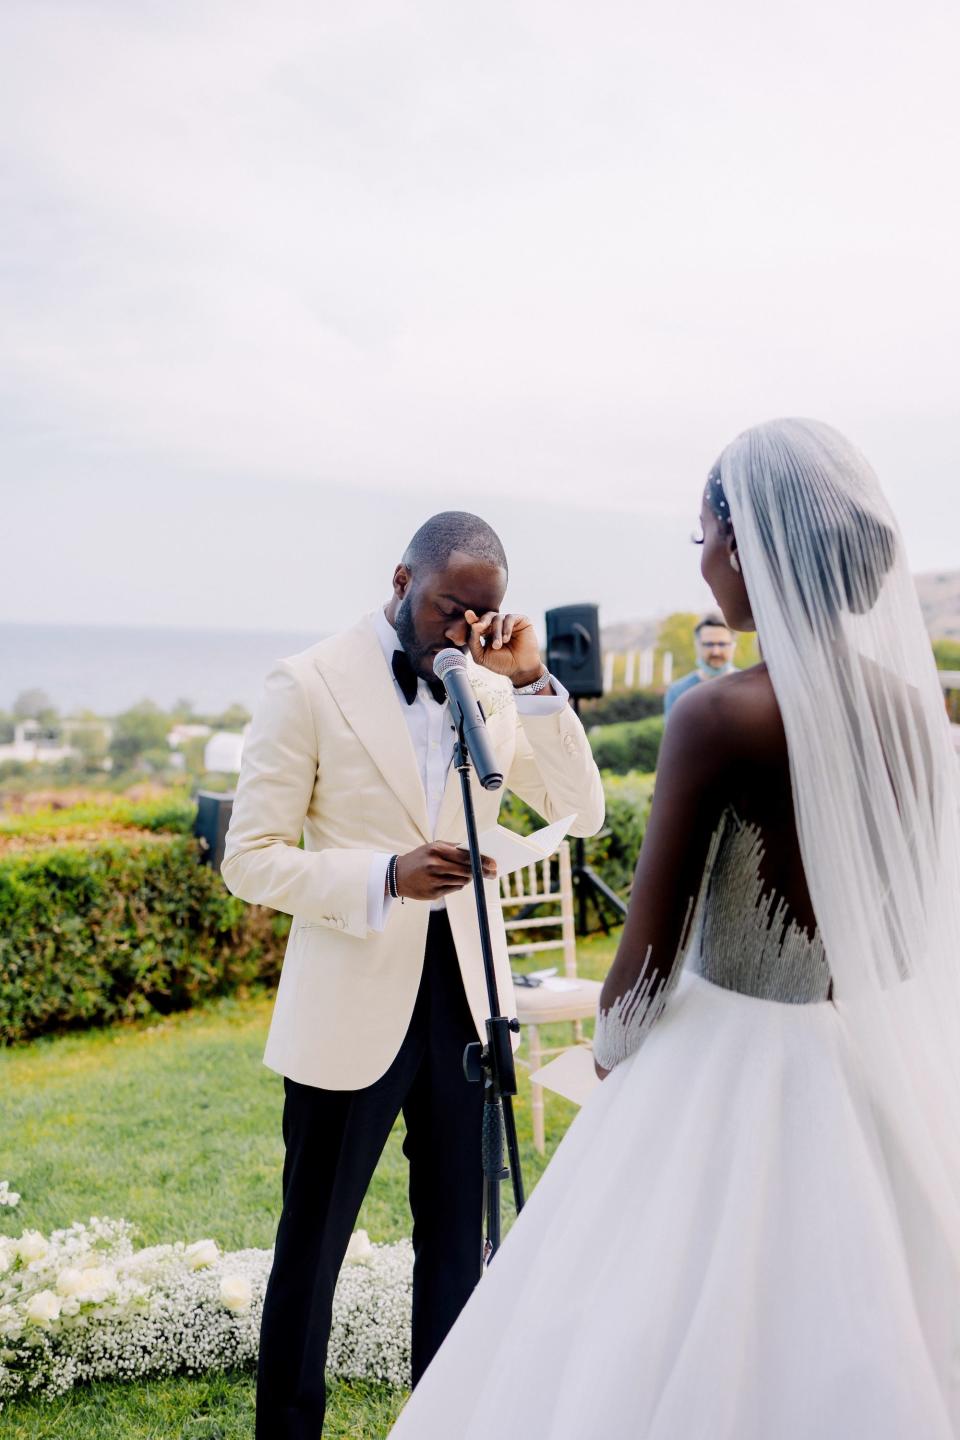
389,419,960,1439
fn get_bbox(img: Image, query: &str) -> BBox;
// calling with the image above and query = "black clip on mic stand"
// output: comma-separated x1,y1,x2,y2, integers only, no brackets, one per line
452,714,526,1262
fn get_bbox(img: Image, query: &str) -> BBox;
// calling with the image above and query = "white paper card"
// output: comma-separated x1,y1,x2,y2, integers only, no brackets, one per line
530,1046,600,1106
477,814,576,877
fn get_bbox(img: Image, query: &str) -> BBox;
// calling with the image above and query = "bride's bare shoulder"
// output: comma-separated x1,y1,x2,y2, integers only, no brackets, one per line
666,663,783,766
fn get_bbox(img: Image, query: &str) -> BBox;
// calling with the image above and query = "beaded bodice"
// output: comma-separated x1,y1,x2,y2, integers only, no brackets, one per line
593,806,832,1072
687,807,831,1003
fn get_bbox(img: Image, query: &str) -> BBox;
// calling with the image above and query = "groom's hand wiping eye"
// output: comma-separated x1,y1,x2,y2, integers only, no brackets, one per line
462,610,543,685
463,610,515,651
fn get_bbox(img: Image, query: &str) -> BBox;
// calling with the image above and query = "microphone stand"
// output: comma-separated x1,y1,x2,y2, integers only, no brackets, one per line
452,714,526,1261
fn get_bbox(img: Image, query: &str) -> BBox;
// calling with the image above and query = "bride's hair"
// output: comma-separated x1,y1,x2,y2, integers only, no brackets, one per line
708,421,897,633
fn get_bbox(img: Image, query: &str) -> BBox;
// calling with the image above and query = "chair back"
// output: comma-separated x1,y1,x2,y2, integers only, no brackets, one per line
499,839,576,977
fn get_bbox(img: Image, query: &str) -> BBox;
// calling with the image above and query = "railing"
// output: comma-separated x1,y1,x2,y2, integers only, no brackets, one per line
601,650,674,693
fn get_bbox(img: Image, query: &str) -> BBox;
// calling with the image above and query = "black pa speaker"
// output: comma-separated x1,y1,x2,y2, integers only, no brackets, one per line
545,604,604,699
194,791,235,871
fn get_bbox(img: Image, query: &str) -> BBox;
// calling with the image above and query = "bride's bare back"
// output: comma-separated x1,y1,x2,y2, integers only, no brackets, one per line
595,661,827,1073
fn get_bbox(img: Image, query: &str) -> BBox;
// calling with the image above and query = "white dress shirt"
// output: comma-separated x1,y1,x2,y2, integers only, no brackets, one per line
367,606,568,928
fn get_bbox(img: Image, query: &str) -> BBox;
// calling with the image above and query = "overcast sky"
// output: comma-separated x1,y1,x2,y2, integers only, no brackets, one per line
1,0,958,635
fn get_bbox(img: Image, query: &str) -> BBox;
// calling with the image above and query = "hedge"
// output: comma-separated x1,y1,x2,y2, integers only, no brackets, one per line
577,689,664,726
588,717,665,774
1,772,657,1044
0,835,288,1045
498,769,654,902
0,792,196,846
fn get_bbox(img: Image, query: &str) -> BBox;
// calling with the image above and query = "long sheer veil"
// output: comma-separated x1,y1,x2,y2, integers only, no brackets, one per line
721,419,960,1271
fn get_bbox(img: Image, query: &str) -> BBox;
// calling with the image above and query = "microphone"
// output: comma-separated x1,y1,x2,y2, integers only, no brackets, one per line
433,648,504,791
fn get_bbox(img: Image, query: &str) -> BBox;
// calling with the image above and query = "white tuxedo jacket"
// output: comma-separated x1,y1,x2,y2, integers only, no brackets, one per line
221,613,605,1090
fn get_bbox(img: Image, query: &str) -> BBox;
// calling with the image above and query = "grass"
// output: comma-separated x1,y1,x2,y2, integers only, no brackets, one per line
0,928,621,1438
0,1373,406,1440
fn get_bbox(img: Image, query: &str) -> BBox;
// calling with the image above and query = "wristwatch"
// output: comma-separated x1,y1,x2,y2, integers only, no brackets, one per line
514,671,553,696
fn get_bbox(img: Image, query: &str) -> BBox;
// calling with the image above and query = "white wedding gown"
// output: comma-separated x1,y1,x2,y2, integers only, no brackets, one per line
390,807,960,1439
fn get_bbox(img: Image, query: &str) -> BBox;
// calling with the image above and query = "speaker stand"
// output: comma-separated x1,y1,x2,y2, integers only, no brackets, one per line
571,698,628,936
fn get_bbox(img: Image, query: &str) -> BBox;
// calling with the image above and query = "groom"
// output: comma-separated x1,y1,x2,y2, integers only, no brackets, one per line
221,510,605,1438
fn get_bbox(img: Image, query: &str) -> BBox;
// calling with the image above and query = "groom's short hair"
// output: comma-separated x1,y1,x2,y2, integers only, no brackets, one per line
403,512,508,578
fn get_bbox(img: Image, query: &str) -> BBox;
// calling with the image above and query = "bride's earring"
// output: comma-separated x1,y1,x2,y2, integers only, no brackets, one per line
729,552,741,573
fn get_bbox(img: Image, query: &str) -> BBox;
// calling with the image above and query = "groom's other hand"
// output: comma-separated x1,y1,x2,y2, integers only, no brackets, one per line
394,842,497,900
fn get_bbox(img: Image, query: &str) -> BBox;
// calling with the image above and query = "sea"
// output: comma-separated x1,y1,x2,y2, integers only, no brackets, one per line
0,623,327,717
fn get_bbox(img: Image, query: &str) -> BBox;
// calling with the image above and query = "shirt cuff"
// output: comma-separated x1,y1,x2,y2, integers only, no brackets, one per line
513,673,569,716
367,852,395,932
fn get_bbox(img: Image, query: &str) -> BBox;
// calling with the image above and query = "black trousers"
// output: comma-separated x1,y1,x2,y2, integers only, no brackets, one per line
256,911,485,1439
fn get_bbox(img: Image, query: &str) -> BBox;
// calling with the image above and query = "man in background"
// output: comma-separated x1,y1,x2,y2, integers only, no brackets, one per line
663,614,736,720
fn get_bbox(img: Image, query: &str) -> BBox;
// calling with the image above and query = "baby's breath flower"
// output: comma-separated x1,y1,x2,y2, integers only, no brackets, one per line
0,1220,412,1405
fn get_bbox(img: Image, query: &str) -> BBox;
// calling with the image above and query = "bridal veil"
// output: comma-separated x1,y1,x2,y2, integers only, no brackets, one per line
720,419,960,1282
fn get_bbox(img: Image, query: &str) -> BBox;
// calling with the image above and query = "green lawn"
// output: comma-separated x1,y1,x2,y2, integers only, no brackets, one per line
0,928,620,1439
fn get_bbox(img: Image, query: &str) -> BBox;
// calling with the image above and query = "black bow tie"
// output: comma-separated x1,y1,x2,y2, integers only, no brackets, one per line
392,649,447,706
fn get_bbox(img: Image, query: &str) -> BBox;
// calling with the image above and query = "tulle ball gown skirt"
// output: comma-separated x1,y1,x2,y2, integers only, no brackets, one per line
389,973,959,1439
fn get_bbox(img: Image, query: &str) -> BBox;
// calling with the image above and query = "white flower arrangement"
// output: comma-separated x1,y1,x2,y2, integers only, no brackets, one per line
0,1183,20,1210
0,1213,413,1408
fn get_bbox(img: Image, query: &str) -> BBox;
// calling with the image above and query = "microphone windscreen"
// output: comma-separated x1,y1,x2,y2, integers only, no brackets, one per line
433,648,468,680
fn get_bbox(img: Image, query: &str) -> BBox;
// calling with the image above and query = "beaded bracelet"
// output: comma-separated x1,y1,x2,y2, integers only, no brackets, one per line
387,854,401,901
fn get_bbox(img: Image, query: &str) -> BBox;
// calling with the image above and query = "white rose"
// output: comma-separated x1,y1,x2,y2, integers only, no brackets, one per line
219,1274,252,1312
75,1265,116,1299
16,1230,48,1263
344,1230,374,1265
120,1243,171,1273
185,1239,219,1270
56,1267,86,1296
25,1290,62,1326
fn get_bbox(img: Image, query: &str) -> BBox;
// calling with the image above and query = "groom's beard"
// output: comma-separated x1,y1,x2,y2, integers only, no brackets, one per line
394,595,441,680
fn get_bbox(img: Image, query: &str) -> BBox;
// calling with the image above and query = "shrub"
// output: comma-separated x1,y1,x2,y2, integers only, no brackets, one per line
933,638,960,671
108,702,170,770
588,717,665,774
0,761,31,782
0,835,288,1045
588,771,655,895
0,793,196,848
577,690,663,725
498,768,655,902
